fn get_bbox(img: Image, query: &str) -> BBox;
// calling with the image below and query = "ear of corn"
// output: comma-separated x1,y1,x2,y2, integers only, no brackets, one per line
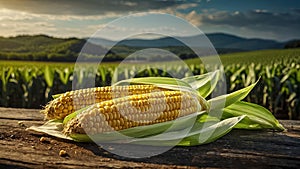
42,85,168,120
63,90,206,135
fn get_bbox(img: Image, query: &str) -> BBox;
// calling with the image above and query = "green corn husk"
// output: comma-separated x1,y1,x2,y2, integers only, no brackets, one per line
27,71,285,146
222,101,284,131
182,70,220,98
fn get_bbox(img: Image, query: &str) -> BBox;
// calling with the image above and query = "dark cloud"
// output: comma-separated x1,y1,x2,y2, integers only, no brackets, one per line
200,9,300,40
0,0,187,15
201,9,299,28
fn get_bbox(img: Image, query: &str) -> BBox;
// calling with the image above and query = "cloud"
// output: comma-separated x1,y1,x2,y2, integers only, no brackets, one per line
0,8,122,22
199,9,299,28
0,20,57,36
0,0,187,15
175,3,198,10
0,8,33,21
176,10,202,26
174,9,300,40
0,8,98,37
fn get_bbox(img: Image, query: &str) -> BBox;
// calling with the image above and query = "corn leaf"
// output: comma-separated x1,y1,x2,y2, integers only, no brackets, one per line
99,67,107,83
114,115,245,146
56,68,71,85
178,115,245,146
44,66,54,87
1,67,14,92
208,80,258,110
182,70,220,98
222,101,285,131
113,77,192,88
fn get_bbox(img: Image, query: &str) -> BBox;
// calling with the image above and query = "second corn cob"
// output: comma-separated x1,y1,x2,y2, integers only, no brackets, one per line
42,85,167,120
64,90,207,135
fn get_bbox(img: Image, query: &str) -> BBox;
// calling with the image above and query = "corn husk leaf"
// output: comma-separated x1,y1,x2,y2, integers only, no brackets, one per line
113,76,192,88
26,120,73,140
222,101,285,131
179,115,245,146
208,80,258,110
106,115,245,146
182,70,220,98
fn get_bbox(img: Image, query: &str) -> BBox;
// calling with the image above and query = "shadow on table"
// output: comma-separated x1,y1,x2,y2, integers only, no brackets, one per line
75,129,300,168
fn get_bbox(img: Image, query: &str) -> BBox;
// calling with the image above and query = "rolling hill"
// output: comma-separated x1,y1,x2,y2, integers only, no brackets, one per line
0,33,294,61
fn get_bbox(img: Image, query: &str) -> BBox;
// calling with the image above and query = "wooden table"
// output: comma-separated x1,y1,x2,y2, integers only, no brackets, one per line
0,107,299,168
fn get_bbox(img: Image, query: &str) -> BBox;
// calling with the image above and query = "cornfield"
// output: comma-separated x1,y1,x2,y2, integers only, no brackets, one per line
0,49,299,119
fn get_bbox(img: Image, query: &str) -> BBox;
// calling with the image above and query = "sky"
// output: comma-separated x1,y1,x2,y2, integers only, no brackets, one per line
0,0,299,41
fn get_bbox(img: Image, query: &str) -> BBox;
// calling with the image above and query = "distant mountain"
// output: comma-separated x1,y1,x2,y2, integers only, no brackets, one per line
206,33,284,50
284,39,300,48
208,33,283,50
89,33,284,52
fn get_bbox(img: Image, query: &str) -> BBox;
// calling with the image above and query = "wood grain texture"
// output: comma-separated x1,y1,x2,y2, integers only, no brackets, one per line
0,108,299,169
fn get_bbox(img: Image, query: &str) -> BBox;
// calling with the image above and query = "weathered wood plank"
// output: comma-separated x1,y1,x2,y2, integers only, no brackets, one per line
0,108,43,120
0,108,299,169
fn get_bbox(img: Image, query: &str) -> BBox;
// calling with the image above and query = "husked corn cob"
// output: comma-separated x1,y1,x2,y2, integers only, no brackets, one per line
42,85,167,120
64,90,207,135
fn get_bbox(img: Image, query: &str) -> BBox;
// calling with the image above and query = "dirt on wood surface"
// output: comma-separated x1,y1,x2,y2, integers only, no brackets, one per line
0,107,300,169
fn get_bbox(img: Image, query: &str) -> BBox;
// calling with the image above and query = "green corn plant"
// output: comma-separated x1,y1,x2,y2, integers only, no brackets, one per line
0,67,14,106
